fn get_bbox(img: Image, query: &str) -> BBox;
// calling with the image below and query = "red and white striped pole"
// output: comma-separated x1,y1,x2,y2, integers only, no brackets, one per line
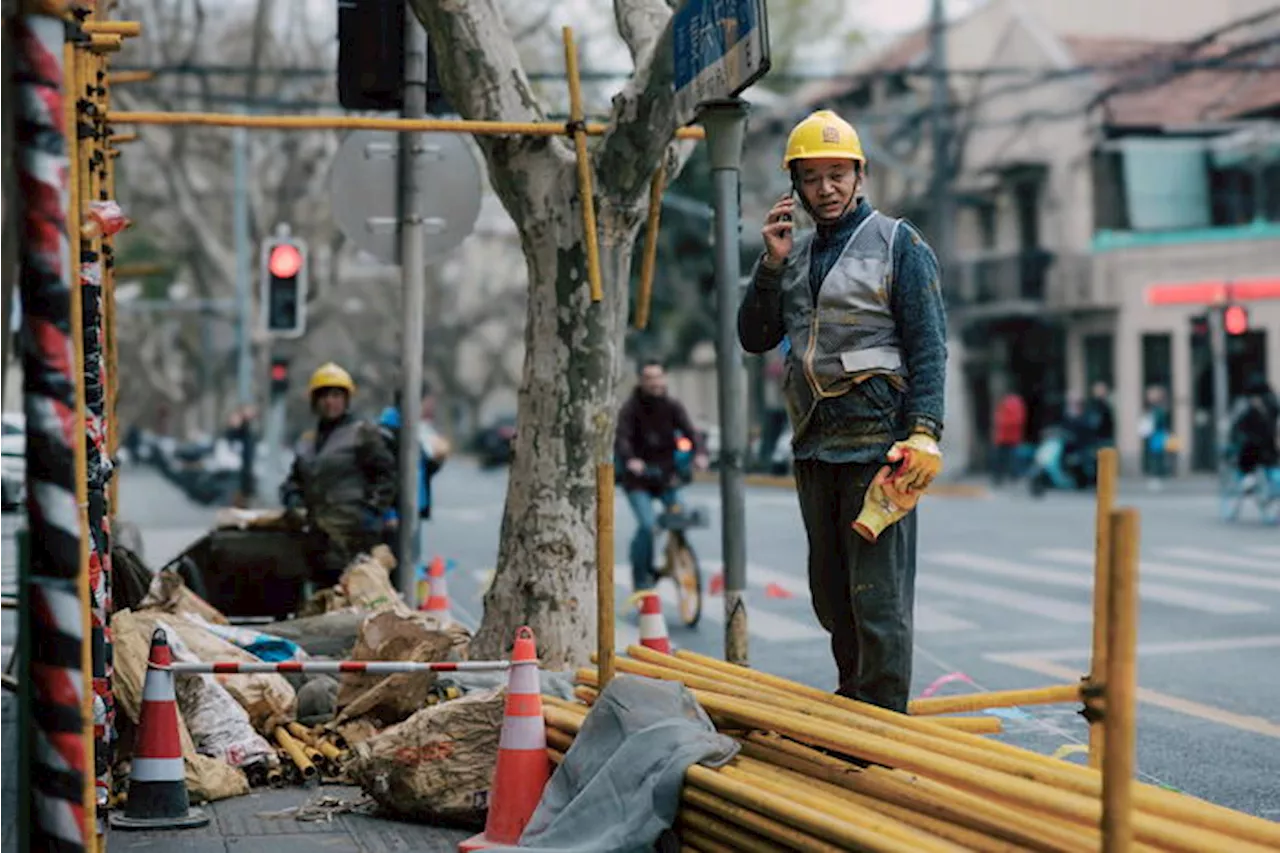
165,659,513,675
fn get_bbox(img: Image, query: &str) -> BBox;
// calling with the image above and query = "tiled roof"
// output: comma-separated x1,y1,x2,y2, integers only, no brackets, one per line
1060,33,1280,125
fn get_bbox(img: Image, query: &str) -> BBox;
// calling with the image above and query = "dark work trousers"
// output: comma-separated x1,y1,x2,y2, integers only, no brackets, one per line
794,458,917,712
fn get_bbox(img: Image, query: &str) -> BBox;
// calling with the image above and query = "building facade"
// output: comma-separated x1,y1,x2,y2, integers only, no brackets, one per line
741,0,1280,475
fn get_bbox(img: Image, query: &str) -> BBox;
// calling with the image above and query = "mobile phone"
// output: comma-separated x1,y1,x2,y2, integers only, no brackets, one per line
779,190,795,223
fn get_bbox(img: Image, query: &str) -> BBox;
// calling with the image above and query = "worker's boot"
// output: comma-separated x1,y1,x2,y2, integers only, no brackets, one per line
852,464,921,543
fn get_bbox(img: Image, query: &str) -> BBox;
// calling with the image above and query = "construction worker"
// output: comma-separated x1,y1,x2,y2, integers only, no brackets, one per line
281,362,397,586
737,110,948,712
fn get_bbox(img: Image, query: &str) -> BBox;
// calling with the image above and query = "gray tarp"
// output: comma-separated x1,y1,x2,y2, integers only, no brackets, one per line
489,674,740,853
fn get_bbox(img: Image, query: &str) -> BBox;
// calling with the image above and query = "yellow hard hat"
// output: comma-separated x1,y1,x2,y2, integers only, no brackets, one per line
782,110,865,170
308,362,355,396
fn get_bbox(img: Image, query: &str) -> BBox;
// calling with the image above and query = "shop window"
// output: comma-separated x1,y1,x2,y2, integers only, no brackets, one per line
1084,333,1114,388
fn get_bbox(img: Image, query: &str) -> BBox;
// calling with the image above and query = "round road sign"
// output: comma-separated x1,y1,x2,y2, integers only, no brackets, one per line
330,129,483,265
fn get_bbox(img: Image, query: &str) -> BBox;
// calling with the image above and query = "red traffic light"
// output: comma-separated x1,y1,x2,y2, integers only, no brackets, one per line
1224,305,1249,336
271,364,288,382
268,244,303,278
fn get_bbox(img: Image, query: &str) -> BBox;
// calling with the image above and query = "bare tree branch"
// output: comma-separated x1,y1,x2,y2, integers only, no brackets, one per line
613,0,672,62
596,8,687,205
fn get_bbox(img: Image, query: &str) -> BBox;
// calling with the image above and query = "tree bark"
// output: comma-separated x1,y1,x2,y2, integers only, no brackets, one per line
410,0,690,667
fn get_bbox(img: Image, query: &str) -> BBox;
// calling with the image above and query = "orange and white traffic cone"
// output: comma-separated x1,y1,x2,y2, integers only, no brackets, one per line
637,590,671,654
419,555,451,621
459,626,550,851
110,628,210,831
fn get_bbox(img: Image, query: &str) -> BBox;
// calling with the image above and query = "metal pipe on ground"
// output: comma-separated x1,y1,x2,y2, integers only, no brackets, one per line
667,649,1280,848
908,683,1081,716
274,727,317,782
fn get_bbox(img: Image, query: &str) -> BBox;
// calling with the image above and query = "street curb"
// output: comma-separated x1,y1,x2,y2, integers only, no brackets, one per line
692,471,990,498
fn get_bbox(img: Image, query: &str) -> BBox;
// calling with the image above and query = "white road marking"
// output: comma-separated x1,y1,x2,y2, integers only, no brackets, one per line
987,634,1280,663
914,605,979,633
1035,548,1280,594
1158,547,1280,574
930,552,1265,615
618,571,827,642
1246,546,1280,559
918,576,1094,623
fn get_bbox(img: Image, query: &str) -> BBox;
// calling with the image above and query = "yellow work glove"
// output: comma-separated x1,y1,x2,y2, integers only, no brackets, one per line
886,430,943,494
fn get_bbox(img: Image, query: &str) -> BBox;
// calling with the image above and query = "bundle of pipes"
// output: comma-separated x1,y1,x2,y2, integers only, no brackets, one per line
542,646,1279,853
272,723,350,785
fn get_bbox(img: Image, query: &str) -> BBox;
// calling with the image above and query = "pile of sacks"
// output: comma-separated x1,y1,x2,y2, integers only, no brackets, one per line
112,542,571,828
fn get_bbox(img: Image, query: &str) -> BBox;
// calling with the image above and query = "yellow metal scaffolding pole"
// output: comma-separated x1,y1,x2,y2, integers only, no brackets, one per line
83,19,141,37
64,39,98,850
107,109,707,140
1089,446,1118,768
635,159,666,329
105,70,152,85
1102,507,1141,853
561,27,604,303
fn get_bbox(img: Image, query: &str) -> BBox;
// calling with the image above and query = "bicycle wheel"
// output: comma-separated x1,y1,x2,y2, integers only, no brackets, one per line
668,534,702,628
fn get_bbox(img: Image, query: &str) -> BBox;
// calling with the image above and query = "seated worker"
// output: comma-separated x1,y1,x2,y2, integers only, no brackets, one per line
280,362,396,586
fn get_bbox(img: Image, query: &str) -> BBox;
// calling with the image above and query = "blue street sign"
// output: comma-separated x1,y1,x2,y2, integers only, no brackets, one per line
673,0,771,126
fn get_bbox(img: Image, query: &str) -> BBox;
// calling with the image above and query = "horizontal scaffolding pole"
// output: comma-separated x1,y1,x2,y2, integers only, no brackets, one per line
107,110,707,140
165,659,514,674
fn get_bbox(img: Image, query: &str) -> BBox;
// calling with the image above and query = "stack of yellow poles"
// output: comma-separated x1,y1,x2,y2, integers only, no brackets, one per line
542,648,1280,853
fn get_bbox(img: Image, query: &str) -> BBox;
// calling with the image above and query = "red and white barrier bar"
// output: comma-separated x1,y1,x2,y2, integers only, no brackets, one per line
164,660,514,675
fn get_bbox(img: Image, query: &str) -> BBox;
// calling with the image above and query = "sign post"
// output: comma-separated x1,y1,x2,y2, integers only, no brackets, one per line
674,0,770,665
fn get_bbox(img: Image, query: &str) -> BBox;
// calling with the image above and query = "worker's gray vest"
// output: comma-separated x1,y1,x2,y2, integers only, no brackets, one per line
780,211,905,437
293,418,369,518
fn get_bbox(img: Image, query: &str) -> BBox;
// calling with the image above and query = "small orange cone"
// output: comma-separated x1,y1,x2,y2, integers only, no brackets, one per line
460,626,550,851
708,573,724,596
419,555,451,620
637,591,672,654
110,628,210,831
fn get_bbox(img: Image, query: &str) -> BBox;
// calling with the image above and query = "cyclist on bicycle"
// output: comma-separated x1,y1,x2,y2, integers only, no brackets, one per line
1228,378,1279,491
615,360,709,594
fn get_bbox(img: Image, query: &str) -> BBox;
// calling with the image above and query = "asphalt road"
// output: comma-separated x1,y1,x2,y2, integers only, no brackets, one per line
3,458,1278,844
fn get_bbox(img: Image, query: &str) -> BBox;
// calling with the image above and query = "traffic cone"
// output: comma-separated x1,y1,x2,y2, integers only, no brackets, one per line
419,555,451,620
459,626,550,851
110,628,210,831
637,590,671,654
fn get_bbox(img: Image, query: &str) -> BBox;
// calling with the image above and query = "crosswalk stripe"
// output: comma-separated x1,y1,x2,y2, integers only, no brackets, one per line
1247,546,1280,559
1158,547,1280,574
915,605,979,632
930,552,1266,615
1035,548,1280,594
918,576,1094,622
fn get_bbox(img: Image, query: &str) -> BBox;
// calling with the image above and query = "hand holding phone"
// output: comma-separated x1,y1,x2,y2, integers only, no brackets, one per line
762,193,795,265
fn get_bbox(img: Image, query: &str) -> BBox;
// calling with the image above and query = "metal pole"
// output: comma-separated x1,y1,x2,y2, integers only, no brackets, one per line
396,4,429,603
702,99,750,665
1209,304,1230,464
928,0,955,268
265,382,287,482
233,122,253,405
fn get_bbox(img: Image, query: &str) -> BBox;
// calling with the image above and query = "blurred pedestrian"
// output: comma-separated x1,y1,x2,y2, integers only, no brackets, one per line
280,362,396,587
1140,385,1172,490
224,405,258,507
378,384,451,577
991,388,1026,486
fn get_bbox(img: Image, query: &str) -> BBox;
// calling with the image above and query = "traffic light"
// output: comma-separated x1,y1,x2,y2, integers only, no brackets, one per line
1223,304,1249,336
337,0,453,114
338,0,404,111
260,236,308,338
337,0,452,115
269,357,290,397
1189,313,1209,339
